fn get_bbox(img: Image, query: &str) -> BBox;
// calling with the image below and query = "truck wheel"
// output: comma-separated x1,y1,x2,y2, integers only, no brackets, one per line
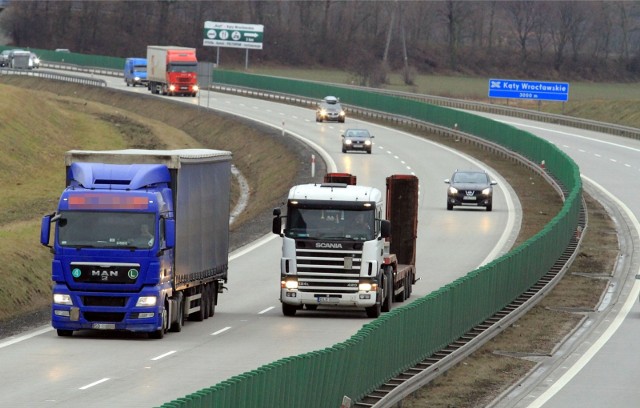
395,275,407,302
169,294,184,332
191,288,205,322
382,267,393,312
209,286,217,317
57,329,73,337
282,303,297,316
365,302,381,318
149,302,168,339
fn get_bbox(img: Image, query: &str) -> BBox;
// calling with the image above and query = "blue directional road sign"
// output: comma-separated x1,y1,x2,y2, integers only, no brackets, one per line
488,79,569,102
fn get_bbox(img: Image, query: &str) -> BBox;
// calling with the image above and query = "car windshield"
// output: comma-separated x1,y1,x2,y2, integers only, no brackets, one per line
453,172,488,184
346,130,369,138
285,207,375,241
57,211,156,249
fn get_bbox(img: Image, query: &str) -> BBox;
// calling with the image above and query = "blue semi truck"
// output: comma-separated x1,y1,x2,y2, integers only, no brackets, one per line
124,57,148,87
40,149,232,339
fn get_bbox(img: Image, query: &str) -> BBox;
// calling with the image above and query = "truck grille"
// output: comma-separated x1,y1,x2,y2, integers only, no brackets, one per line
295,247,362,294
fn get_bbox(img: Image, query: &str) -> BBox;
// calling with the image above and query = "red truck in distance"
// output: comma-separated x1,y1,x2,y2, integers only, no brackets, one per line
147,45,199,97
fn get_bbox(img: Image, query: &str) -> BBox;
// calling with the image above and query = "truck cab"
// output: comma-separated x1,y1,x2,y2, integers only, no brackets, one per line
124,57,148,87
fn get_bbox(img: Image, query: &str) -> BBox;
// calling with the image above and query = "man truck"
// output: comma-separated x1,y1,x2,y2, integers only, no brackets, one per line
124,57,148,87
272,173,419,318
40,149,232,338
147,45,198,97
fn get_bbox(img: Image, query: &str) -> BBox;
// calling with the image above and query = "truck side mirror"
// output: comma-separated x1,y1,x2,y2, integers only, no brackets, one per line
380,220,391,239
165,219,176,249
40,214,52,246
272,209,283,236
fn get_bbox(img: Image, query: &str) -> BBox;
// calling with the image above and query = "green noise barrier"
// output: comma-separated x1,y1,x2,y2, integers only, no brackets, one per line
7,51,580,406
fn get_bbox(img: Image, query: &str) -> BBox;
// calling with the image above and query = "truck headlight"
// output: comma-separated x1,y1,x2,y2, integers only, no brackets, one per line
53,293,73,305
136,296,157,307
359,281,377,292
169,84,176,92
193,85,199,91
281,278,298,289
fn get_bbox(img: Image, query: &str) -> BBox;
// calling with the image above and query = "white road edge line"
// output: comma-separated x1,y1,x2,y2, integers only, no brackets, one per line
528,175,640,407
0,327,52,349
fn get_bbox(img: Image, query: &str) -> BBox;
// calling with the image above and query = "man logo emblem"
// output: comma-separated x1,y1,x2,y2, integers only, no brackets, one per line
72,268,81,278
128,269,139,280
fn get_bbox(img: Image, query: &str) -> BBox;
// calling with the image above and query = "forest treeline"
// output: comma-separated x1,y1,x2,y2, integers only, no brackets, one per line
1,1,640,85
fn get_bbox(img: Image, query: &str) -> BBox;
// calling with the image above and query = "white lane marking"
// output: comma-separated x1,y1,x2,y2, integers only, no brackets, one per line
529,175,640,407
258,307,275,314
79,378,110,390
0,327,52,349
151,350,176,361
211,327,231,336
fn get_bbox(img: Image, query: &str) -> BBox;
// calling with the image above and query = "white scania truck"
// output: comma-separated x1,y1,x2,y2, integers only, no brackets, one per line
272,173,419,318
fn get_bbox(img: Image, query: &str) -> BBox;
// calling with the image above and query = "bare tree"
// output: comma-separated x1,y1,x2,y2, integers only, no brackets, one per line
506,0,538,68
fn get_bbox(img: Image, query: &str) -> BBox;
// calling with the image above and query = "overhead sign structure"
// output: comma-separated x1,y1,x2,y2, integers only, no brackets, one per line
203,21,264,50
488,79,569,102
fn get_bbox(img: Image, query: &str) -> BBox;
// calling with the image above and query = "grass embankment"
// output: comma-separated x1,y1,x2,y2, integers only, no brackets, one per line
0,78,300,325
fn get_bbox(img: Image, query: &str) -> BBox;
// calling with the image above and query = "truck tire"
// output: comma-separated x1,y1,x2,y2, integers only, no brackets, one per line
381,266,393,312
282,303,297,316
149,302,168,339
395,275,407,302
366,301,381,318
57,329,73,337
209,286,216,317
169,294,184,332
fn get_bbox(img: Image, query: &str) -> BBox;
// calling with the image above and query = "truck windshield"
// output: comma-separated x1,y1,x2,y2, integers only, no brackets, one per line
285,208,375,241
169,63,197,72
58,211,156,249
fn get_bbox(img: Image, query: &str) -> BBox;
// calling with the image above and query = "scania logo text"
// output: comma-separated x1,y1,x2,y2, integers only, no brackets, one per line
315,242,343,249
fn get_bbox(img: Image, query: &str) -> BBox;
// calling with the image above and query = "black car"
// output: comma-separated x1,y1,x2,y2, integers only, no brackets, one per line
445,170,497,211
341,128,374,153
316,96,346,123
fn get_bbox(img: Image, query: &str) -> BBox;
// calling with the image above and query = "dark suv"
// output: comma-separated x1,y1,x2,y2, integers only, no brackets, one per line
316,96,346,123
444,170,497,211
341,128,374,153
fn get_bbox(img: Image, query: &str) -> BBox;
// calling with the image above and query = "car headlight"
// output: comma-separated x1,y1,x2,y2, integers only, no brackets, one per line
53,293,73,305
320,109,327,116
339,110,346,116
365,140,371,146
482,188,492,195
448,187,458,194
345,140,352,145
136,296,157,307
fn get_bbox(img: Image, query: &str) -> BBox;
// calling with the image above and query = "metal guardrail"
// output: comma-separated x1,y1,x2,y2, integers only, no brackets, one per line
0,66,107,87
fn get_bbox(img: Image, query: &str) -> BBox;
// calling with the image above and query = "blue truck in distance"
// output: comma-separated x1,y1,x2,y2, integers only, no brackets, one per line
124,57,148,87
40,149,232,339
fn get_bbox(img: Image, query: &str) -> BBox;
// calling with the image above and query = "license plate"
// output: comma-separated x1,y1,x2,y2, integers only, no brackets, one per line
317,297,338,304
463,196,477,201
92,323,115,330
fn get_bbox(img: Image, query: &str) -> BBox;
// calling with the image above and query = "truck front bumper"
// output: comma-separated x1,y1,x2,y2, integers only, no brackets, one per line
280,289,378,308
51,284,165,334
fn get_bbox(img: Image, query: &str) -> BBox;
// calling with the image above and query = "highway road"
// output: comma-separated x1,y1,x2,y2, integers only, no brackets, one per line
0,76,519,407
475,114,640,408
